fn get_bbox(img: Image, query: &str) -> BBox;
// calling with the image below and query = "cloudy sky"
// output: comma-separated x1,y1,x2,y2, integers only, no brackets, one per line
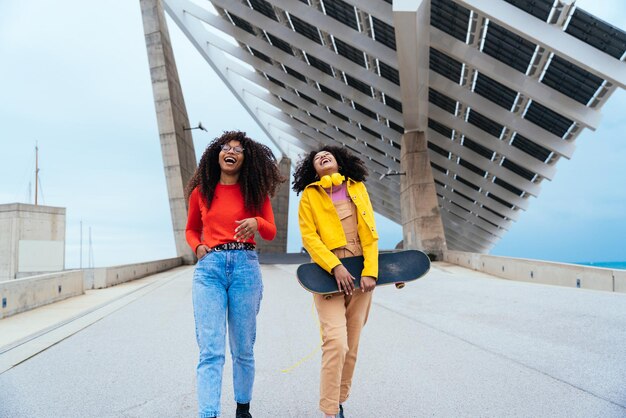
1,0,624,268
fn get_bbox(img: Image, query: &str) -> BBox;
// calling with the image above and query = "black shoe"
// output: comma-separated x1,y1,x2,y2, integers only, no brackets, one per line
236,402,252,418
338,404,345,418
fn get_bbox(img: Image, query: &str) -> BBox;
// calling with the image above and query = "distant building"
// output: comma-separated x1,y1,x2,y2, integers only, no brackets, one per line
0,203,66,281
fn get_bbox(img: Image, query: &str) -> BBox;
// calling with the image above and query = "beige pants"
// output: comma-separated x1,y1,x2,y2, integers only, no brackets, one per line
314,199,373,415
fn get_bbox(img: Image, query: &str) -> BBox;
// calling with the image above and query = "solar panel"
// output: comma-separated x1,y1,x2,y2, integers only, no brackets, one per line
429,88,457,114
307,55,334,76
473,73,518,110
565,8,626,59
267,33,293,55
501,158,535,180
290,14,322,44
462,137,494,160
250,48,272,64
524,101,573,138
281,98,296,107
482,206,506,219
384,94,402,112
503,0,553,22
330,108,350,122
249,0,277,21
451,201,471,212
389,120,404,134
310,113,326,124
334,38,366,67
354,102,377,119
482,22,536,73
455,175,481,191
285,66,307,82
430,48,463,83
541,55,604,105
510,133,551,162
487,192,514,208
430,0,471,42
428,118,453,138
298,92,317,105
432,163,447,174
319,84,342,101
338,128,355,139
493,177,524,196
230,14,255,35
477,215,500,228
372,17,396,50
467,109,504,138
428,141,451,158
322,0,358,31
267,75,284,88
379,61,400,85
459,159,487,177
345,74,373,96
361,125,381,139
453,189,475,203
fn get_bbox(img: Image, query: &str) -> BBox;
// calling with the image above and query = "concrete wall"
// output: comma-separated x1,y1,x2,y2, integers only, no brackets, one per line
0,257,183,319
444,250,626,293
0,203,66,281
86,257,182,289
0,270,83,319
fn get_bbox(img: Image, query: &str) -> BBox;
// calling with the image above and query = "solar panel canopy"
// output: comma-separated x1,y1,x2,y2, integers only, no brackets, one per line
163,0,626,252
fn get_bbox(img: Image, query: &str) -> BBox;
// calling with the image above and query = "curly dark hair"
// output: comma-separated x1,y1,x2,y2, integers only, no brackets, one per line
292,145,368,194
185,131,286,213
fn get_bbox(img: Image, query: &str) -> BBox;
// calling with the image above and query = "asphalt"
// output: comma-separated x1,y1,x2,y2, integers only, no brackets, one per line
0,262,625,418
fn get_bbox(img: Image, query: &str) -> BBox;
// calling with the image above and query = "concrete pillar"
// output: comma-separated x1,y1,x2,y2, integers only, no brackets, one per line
400,131,447,260
140,0,196,264
256,157,290,254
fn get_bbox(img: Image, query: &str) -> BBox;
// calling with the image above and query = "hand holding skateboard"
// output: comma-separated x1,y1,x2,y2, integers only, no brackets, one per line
297,250,431,299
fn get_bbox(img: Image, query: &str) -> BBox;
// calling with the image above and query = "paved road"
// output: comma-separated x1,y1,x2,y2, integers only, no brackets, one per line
1,263,625,417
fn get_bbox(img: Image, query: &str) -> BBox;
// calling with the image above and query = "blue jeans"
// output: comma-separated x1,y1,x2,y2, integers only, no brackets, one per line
192,250,263,418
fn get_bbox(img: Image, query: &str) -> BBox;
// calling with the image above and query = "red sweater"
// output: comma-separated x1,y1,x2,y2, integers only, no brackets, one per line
186,184,276,251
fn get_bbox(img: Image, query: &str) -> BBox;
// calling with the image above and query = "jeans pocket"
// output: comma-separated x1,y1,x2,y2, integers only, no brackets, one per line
197,251,211,263
245,250,259,261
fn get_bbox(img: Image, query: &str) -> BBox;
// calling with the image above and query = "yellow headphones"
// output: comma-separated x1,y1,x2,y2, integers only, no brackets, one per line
319,173,345,188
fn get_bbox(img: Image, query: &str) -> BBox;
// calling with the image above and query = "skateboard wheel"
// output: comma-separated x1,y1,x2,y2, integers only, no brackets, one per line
395,282,405,289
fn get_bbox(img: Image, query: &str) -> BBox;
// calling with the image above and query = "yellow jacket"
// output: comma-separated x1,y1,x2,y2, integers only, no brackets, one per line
298,178,379,278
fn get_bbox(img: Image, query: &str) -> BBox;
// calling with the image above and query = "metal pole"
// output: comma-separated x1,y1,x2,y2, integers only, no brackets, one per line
80,220,83,269
34,143,39,206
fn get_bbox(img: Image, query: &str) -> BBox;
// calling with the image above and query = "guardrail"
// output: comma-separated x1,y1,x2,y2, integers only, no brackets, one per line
0,257,183,319
443,250,626,293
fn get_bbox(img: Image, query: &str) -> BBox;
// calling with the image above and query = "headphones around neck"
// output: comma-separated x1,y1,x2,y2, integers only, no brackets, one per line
319,172,345,188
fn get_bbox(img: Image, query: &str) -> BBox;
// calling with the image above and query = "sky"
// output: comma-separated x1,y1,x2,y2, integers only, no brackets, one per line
0,0,624,268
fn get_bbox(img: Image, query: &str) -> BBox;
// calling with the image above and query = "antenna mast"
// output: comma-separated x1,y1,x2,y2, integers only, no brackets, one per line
34,143,39,205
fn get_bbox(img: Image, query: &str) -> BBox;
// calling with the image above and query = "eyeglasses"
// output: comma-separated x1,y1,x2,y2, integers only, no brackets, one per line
221,144,244,154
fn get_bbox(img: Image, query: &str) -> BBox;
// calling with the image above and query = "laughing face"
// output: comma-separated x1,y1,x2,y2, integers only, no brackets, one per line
313,151,338,178
218,140,245,175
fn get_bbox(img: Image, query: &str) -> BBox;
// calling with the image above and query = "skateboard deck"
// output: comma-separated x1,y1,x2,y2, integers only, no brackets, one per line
297,250,430,297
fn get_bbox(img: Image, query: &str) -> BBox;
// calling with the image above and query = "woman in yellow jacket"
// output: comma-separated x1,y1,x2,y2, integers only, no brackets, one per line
293,145,378,418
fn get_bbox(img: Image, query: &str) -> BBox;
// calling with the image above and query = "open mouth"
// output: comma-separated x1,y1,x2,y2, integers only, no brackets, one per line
320,157,331,166
224,156,237,165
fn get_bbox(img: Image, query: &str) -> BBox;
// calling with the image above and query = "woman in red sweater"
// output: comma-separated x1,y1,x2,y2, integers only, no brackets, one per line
185,131,284,418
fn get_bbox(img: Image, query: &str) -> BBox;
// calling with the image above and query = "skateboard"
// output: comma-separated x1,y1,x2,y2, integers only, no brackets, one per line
297,250,430,299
